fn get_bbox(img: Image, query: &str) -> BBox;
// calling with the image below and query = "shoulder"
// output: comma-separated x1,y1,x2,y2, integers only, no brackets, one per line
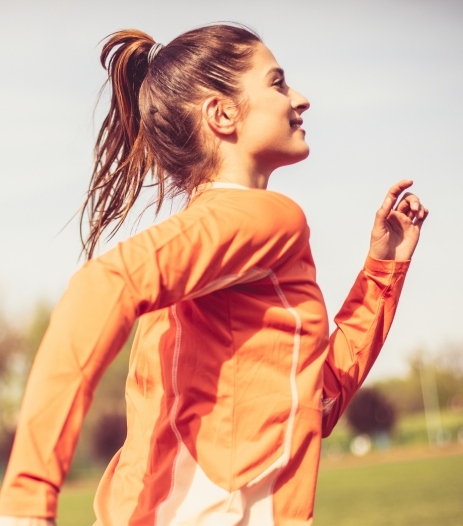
190,189,308,237
91,188,308,274
94,189,308,265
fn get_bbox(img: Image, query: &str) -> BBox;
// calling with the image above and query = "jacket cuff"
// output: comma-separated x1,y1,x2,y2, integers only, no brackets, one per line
364,255,411,275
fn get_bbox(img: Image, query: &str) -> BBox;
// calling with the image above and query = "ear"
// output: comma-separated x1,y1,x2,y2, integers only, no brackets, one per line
201,95,237,136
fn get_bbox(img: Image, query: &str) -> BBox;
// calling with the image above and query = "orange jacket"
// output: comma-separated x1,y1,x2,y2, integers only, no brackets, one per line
0,185,409,525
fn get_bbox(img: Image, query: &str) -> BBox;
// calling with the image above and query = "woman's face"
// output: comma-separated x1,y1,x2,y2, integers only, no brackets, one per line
237,43,310,173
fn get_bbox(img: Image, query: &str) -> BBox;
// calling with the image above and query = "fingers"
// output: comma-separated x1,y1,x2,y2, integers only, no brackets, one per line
396,192,414,218
387,180,414,204
375,180,429,234
379,180,414,217
413,207,429,230
396,192,427,221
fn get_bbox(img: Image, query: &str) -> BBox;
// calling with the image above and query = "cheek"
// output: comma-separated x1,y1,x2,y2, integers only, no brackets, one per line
240,94,290,145
252,106,288,138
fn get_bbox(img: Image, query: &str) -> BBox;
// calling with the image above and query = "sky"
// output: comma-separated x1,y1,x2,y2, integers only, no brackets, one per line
0,0,462,381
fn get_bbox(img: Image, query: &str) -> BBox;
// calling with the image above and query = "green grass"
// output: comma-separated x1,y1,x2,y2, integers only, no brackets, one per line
58,480,98,526
57,454,463,525
314,454,463,525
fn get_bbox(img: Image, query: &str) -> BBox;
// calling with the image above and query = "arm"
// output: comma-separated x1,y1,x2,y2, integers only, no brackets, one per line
322,256,409,436
0,190,308,519
322,181,428,436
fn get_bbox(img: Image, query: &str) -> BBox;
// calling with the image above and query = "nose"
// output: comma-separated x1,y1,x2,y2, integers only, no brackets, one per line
290,88,310,114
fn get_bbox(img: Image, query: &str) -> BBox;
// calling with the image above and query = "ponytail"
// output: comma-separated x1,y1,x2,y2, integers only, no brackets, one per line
81,30,157,259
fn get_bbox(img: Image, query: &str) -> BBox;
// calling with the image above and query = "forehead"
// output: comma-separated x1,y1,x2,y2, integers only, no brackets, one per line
248,43,281,80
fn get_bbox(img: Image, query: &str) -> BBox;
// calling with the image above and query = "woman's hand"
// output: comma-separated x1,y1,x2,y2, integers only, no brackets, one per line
369,180,428,261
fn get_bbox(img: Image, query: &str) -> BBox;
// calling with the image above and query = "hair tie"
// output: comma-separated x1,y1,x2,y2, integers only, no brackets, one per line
147,42,164,64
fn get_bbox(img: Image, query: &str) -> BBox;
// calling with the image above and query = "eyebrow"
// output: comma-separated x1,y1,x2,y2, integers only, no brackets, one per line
265,67,285,78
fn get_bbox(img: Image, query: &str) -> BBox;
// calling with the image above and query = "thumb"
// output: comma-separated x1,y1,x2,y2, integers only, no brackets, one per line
373,196,392,230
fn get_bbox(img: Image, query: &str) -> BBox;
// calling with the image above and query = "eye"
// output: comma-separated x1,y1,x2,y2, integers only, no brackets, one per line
273,78,285,89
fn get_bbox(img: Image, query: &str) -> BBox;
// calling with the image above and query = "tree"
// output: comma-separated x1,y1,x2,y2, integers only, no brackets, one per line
0,312,25,380
91,412,127,464
0,311,27,464
346,387,396,436
375,346,463,415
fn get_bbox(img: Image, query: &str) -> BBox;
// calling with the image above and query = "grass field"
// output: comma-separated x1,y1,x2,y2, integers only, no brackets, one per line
57,445,463,525
58,479,97,526
315,446,463,525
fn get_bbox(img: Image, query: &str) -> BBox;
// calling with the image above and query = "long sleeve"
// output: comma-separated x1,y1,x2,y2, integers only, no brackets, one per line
321,256,410,437
0,190,309,518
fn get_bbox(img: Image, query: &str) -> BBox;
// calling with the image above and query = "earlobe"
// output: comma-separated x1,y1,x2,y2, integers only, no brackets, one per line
202,96,236,136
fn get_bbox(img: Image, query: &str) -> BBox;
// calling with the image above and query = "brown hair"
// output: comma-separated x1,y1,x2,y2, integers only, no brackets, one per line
81,24,261,258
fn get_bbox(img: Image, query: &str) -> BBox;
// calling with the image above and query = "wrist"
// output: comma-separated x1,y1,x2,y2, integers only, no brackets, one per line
368,250,413,262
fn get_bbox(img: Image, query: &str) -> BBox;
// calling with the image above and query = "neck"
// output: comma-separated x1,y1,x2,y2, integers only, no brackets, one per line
211,146,272,189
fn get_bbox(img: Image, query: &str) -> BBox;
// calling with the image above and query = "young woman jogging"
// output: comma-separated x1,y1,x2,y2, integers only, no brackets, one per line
0,24,428,526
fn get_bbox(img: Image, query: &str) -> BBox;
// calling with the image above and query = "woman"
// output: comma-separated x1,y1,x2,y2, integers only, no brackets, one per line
0,24,427,525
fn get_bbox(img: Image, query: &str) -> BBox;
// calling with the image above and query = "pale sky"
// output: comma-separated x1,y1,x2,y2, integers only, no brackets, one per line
1,0,462,380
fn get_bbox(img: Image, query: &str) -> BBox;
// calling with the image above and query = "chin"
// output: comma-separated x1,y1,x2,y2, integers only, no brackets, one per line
263,143,310,170
285,144,310,166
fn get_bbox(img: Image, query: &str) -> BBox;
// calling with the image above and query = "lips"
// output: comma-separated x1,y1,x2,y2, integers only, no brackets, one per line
290,118,303,129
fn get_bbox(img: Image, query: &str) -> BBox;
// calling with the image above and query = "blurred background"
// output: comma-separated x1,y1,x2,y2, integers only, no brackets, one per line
0,0,462,524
